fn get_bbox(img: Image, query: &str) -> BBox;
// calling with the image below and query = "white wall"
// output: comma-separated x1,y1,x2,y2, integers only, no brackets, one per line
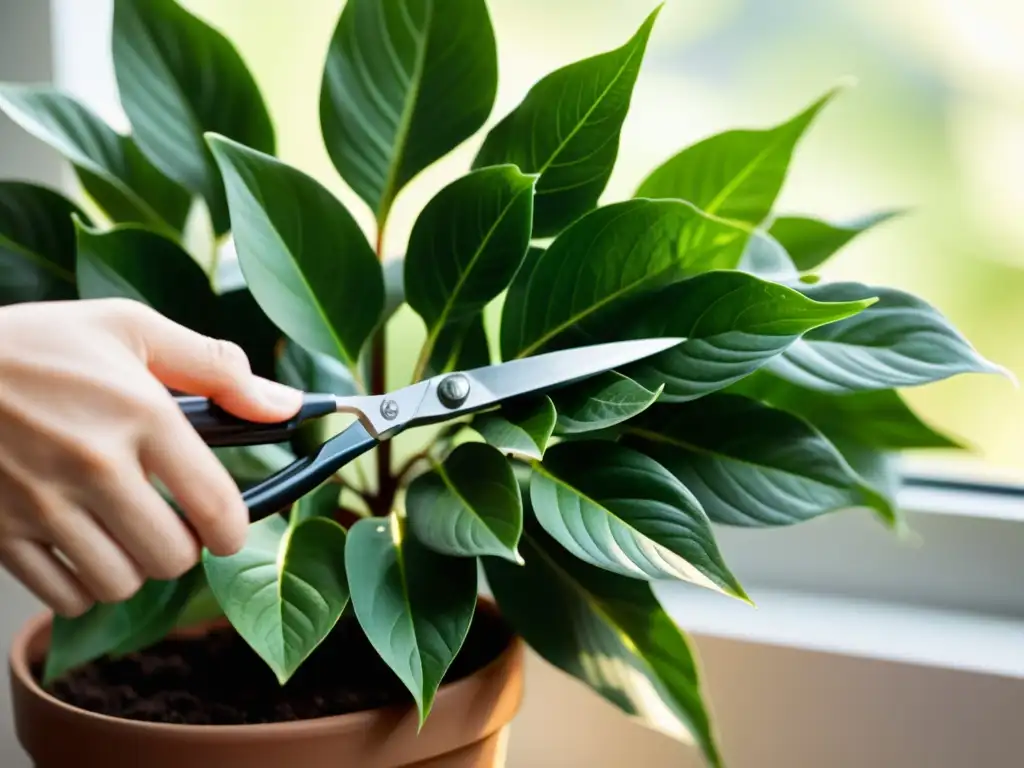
0,1,65,765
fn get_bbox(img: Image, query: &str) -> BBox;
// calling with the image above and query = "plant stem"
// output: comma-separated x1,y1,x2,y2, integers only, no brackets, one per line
410,331,435,384
372,226,394,516
395,450,431,484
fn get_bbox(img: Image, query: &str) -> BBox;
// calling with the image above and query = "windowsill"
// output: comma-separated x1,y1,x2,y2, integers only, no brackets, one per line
648,467,1024,680
656,583,1024,680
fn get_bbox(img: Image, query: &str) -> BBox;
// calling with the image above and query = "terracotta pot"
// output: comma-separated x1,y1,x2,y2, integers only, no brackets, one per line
9,600,524,768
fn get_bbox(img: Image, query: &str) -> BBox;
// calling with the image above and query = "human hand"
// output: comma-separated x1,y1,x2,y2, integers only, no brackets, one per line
0,298,302,617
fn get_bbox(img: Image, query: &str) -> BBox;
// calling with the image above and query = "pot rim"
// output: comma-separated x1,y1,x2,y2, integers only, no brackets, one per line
9,596,522,740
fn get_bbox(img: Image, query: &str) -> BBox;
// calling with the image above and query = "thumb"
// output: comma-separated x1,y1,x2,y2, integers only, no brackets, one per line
119,304,302,422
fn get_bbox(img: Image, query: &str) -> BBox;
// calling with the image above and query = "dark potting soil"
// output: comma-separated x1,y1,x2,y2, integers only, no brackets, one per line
34,608,512,726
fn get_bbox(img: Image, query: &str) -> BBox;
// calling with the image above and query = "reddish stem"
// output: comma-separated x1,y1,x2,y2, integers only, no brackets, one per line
371,227,394,516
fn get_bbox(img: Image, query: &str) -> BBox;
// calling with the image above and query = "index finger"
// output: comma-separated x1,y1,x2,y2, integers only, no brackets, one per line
139,406,250,557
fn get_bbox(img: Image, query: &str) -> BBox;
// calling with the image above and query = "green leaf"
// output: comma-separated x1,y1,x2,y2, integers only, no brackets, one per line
215,285,282,381
736,228,799,282
381,256,406,323
214,443,295,488
44,572,198,684
320,0,497,224
0,182,83,305
635,88,837,225
74,220,219,328
531,442,745,596
407,442,523,562
406,165,535,379
0,84,190,231
766,282,1010,393
621,395,894,527
552,372,662,434
836,439,900,520
293,482,343,525
484,523,722,768
203,513,349,684
768,211,901,271
207,134,384,368
473,396,556,460
109,569,203,656
346,515,477,723
474,7,659,237
277,338,358,397
597,270,874,402
112,0,274,234
733,371,963,450
427,313,492,375
499,200,749,359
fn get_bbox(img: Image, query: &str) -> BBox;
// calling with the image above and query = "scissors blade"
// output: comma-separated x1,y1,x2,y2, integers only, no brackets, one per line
409,337,683,427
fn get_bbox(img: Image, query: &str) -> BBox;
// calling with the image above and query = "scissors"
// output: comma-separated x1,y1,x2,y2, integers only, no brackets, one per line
175,337,682,520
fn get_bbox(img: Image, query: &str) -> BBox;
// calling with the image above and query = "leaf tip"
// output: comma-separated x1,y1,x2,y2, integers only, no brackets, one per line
70,211,97,237
991,360,1019,388
729,581,755,607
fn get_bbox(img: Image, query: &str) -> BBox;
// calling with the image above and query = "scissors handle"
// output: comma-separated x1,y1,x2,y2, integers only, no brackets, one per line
176,393,338,447
243,420,379,520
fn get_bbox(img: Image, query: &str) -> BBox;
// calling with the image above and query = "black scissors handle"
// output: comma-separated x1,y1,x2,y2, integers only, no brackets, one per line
176,393,339,447
242,421,379,520
174,394,378,519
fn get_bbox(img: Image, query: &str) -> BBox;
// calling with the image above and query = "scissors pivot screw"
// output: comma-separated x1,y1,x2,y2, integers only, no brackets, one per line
380,399,399,420
437,373,470,409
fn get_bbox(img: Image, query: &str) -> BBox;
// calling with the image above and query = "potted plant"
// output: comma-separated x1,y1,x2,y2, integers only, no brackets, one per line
0,0,1006,766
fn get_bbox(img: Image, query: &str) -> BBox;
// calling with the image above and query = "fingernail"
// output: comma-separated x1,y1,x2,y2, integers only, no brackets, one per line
253,377,303,412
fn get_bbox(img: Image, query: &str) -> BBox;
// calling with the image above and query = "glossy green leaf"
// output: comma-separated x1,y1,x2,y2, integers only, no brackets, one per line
769,211,901,271
320,0,497,223
381,256,406,323
0,84,189,231
733,371,963,450
636,88,837,225
499,200,748,359
406,165,535,379
766,282,1010,393
112,0,274,234
203,513,349,684
346,515,477,723
597,270,873,401
622,395,894,527
109,569,203,657
474,396,556,460
736,228,799,282
74,220,219,328
214,284,282,380
214,443,295,488
293,482,343,525
44,571,199,684
277,338,359,397
484,523,722,768
836,439,900,521
474,7,659,237
207,135,384,368
407,442,523,562
531,442,745,595
0,182,83,305
552,372,662,434
427,313,492,375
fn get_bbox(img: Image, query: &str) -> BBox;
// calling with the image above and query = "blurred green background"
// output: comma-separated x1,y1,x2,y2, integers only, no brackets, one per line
184,0,1024,480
